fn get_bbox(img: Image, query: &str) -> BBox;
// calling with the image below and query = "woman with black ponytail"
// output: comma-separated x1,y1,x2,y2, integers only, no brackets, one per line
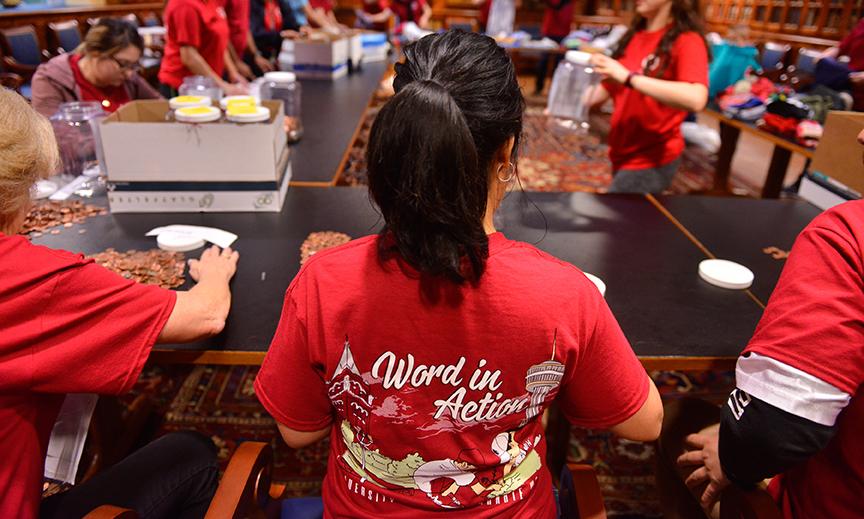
589,0,710,193
256,30,662,517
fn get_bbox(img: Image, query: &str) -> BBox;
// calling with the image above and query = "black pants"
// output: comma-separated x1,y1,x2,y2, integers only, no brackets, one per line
41,431,219,519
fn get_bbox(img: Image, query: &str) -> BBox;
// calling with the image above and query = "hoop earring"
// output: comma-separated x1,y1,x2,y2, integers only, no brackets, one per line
496,162,515,183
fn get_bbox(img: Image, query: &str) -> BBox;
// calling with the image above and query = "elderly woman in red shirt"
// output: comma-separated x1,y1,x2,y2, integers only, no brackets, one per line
0,88,240,519
31,18,160,117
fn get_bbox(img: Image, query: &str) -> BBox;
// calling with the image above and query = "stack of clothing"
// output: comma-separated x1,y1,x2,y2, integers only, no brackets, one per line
757,94,822,147
717,74,786,121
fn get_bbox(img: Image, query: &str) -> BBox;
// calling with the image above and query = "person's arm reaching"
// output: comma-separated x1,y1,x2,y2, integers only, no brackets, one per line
590,53,708,112
179,45,247,95
158,245,239,343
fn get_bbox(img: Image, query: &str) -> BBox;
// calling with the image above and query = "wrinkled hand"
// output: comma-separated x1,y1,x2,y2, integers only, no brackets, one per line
677,425,729,513
589,53,631,84
188,245,239,283
255,54,274,72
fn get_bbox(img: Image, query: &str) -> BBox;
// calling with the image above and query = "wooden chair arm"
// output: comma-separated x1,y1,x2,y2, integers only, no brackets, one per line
719,484,783,519
204,441,273,519
83,505,137,519
1,57,37,81
0,72,23,93
566,463,607,519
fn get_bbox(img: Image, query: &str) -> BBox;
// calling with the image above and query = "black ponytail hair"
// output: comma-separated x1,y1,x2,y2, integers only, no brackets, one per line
366,30,524,284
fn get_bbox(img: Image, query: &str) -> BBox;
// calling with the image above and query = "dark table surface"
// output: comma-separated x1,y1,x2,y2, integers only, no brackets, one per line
653,195,821,305
291,62,386,184
30,188,823,361
498,191,764,358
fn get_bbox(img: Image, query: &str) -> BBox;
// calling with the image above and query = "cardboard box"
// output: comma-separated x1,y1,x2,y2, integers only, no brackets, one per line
100,100,287,182
107,147,292,213
360,32,389,62
293,37,349,79
811,111,864,195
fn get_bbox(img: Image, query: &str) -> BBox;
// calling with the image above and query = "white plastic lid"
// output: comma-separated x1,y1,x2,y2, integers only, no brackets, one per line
157,231,206,252
698,259,754,290
169,95,212,110
226,105,271,123
219,95,258,110
264,71,296,83
175,106,221,123
33,180,58,199
584,272,606,297
565,50,592,66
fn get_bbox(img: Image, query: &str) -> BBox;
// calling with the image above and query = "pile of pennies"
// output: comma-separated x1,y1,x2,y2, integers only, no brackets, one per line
88,248,186,289
300,231,352,266
21,201,108,236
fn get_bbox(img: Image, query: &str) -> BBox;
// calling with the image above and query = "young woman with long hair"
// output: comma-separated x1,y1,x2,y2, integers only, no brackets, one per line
255,30,662,517
589,0,710,193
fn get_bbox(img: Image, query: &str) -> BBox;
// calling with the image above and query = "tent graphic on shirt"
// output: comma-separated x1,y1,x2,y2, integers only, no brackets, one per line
324,335,561,509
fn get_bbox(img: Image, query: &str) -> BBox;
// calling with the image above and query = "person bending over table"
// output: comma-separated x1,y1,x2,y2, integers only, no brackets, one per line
588,0,709,194
354,0,393,32
661,132,864,518
254,30,663,517
158,0,248,96
0,89,240,519
250,0,301,61
31,18,160,118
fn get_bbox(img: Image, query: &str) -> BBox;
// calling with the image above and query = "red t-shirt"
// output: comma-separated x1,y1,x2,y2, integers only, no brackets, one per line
604,29,708,171
0,235,176,519
68,54,131,113
159,0,231,89
309,0,334,13
839,18,864,72
255,233,649,518
217,0,251,56
541,0,574,39
389,0,426,27
736,201,864,519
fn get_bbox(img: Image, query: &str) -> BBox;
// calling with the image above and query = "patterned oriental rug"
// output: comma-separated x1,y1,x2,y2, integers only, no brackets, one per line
141,365,733,518
339,103,752,197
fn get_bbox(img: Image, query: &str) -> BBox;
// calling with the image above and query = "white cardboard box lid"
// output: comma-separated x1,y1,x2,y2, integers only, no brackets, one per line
100,100,287,182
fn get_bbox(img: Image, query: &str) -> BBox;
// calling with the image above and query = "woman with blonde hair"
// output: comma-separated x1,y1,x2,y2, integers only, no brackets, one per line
0,88,239,519
31,18,160,117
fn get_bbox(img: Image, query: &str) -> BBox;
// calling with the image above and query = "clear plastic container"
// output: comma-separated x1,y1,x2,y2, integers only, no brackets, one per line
49,101,107,181
546,51,600,132
260,71,303,142
178,75,223,103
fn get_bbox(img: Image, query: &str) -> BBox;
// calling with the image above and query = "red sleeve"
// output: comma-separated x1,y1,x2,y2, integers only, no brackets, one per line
672,31,709,85
743,206,864,394
558,287,649,429
255,279,333,432
170,3,204,48
29,261,175,395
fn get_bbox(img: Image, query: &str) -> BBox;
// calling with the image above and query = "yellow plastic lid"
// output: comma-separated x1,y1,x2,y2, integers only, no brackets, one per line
226,105,271,123
169,95,211,110
175,105,221,123
220,95,258,110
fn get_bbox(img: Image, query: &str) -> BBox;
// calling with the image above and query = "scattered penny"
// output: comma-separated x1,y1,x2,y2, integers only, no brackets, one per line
88,248,186,289
300,231,352,266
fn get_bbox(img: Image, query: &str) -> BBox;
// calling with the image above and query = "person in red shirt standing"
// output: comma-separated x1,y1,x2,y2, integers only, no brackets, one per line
389,0,431,36
31,18,160,118
158,0,248,96
588,0,709,193
0,89,240,519
534,0,574,94
254,31,663,518
355,0,392,31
